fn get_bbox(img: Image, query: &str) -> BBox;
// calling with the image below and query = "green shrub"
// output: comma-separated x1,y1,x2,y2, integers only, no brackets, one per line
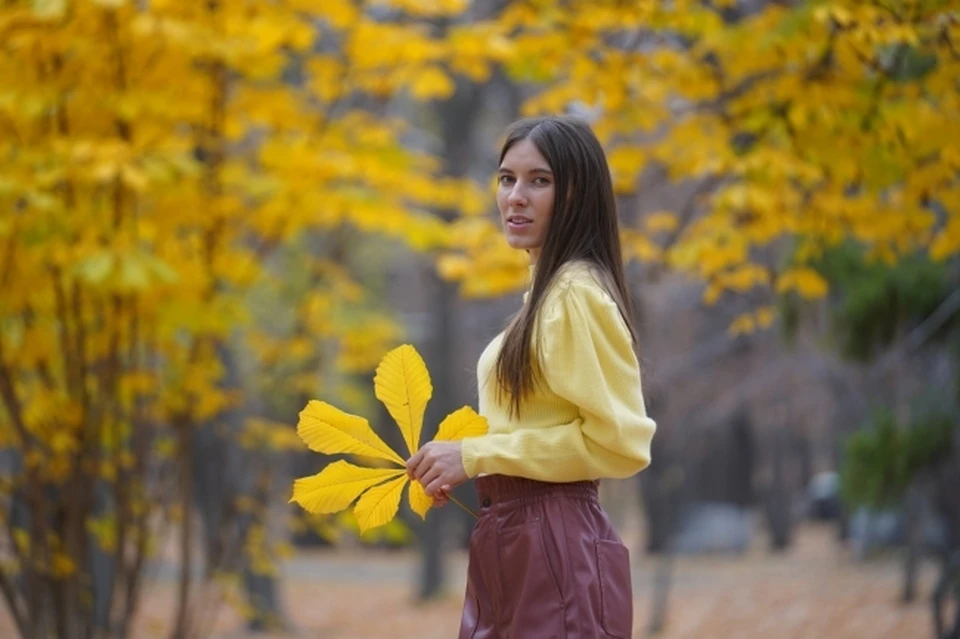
841,404,957,509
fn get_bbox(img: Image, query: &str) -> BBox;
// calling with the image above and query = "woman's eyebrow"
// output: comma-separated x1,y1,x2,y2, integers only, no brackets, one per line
497,166,553,174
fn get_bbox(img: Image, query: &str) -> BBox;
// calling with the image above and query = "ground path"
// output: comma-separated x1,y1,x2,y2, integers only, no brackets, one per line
0,524,936,638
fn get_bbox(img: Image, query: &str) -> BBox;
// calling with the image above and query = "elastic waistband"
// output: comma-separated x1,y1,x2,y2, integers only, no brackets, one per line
474,474,599,511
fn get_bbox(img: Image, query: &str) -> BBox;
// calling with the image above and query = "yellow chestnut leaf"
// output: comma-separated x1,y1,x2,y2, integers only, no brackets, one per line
291,461,405,514
297,400,405,466
353,475,408,534
374,344,432,456
436,406,488,442
408,480,433,520
293,345,488,532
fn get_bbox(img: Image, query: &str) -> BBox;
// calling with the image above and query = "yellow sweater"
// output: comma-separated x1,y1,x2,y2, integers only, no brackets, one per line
460,261,656,483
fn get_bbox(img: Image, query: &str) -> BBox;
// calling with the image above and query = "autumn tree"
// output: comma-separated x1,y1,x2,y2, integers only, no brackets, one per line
0,0,486,636
443,0,959,319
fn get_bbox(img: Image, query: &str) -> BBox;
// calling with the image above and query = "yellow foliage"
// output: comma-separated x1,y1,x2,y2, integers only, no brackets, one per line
240,418,303,452
729,314,755,336
290,345,488,533
716,264,770,293
443,0,959,304
437,254,471,281
337,317,403,374
440,216,534,297
243,524,279,578
755,306,775,329
12,529,29,555
776,268,830,299
0,0,486,439
702,282,723,306
644,212,680,234
51,552,76,579
372,0,468,17
409,66,456,100
86,516,117,553
729,306,776,336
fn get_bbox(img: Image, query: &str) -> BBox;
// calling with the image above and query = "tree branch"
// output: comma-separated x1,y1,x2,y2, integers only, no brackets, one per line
871,285,960,379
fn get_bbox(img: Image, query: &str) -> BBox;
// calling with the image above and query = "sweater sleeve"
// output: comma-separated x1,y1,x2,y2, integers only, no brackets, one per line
460,278,656,482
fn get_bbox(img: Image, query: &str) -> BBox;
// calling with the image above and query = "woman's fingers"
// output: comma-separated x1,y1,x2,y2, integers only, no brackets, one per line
407,442,441,480
407,442,467,496
419,466,443,493
433,484,452,506
426,476,452,498
405,450,424,479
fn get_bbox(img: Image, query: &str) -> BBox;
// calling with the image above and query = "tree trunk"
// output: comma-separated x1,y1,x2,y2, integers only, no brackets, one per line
765,425,792,552
640,460,672,554
730,411,755,508
647,548,674,635
932,432,960,639
418,268,458,600
933,552,960,639
902,482,924,604
197,339,287,631
644,459,684,635
415,68,485,600
172,418,194,639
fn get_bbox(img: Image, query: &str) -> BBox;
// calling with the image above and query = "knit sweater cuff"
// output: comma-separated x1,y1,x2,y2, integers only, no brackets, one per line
460,437,482,478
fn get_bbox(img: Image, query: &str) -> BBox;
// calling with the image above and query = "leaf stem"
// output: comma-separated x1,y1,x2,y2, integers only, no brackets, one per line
447,493,477,519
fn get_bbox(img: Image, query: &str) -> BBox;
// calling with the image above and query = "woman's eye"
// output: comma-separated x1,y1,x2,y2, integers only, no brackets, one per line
534,177,550,186
498,175,514,185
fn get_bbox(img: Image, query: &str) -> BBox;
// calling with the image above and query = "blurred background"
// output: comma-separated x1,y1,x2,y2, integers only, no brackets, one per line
0,0,958,637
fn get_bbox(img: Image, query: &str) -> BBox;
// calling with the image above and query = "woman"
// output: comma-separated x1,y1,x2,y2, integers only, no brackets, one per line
406,115,656,638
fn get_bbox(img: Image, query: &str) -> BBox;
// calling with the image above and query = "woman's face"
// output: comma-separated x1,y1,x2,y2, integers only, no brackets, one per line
496,138,555,263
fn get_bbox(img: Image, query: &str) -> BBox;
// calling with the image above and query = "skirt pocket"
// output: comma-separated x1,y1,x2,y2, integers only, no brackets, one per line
498,520,566,637
594,539,633,639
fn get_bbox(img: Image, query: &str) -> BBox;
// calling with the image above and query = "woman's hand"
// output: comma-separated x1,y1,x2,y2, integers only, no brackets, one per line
406,441,467,500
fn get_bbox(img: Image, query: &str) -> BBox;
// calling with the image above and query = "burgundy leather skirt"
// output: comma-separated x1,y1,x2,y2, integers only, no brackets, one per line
458,475,634,639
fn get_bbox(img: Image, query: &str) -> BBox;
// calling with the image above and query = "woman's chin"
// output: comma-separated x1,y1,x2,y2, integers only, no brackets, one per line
504,237,541,252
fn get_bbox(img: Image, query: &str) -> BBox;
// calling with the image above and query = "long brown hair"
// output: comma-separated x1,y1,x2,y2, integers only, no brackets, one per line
494,115,638,417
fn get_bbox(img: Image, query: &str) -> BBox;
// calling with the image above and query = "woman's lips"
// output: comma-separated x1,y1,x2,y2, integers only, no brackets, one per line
506,216,533,230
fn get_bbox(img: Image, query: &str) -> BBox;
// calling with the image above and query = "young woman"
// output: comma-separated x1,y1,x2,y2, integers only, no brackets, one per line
406,115,657,638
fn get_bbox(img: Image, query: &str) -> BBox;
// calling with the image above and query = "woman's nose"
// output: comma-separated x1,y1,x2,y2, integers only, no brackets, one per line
508,184,528,207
